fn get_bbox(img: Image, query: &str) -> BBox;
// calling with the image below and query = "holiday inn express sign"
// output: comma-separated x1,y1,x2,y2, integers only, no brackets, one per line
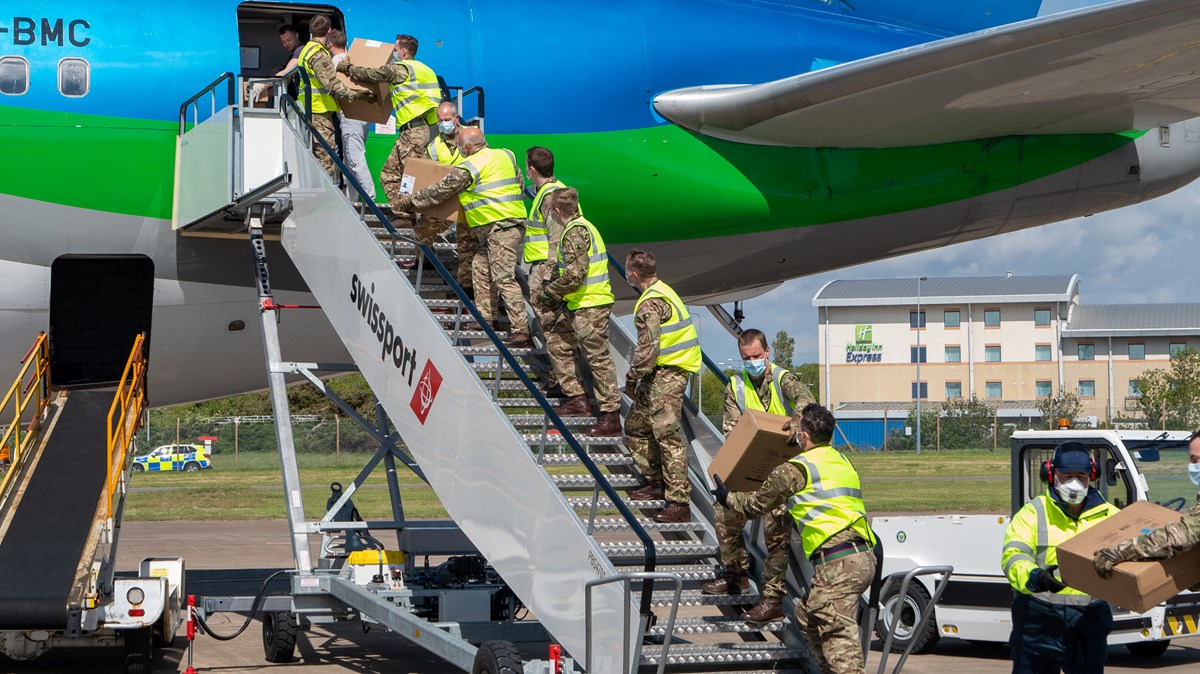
846,324,883,363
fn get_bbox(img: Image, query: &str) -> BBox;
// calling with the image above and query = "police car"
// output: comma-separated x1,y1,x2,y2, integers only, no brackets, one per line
132,444,212,472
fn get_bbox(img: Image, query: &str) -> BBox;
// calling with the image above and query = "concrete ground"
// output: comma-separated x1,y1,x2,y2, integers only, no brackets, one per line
4,520,1198,673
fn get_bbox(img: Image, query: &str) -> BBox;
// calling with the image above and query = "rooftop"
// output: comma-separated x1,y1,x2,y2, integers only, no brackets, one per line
813,275,1079,307
1062,304,1200,337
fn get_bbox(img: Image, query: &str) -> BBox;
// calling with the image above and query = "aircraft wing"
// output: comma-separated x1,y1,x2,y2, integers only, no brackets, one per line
653,0,1200,148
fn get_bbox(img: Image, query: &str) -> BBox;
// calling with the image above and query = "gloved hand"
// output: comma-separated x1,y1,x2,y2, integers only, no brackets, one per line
391,194,414,211
710,474,730,508
1032,565,1067,593
336,58,352,73
535,291,555,309
781,418,800,447
1093,547,1126,579
624,378,638,397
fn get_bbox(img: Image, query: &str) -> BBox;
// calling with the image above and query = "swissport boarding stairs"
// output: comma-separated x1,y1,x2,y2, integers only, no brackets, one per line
174,73,817,674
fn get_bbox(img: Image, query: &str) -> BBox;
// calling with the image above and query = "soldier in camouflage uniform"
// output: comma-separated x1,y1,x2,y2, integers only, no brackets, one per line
524,146,569,394
417,102,469,277
624,250,702,524
298,15,376,181
712,403,876,672
533,188,622,437
1095,432,1200,579
703,329,816,621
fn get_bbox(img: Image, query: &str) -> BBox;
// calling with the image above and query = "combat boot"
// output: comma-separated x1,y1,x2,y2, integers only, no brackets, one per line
541,383,568,400
700,571,749,595
741,596,784,624
556,394,593,418
505,333,533,349
627,480,665,501
654,501,691,523
587,411,622,437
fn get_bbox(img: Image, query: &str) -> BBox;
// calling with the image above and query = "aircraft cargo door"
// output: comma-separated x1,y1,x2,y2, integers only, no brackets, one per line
49,256,154,387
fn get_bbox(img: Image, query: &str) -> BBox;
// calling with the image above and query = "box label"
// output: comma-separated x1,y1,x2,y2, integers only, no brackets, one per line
400,174,416,195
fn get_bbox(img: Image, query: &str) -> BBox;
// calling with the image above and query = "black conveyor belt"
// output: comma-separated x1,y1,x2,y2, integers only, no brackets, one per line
0,389,114,629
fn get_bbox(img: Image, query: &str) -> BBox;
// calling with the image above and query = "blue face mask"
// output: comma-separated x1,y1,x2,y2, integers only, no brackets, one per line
438,121,456,135
743,359,766,378
1189,463,1200,487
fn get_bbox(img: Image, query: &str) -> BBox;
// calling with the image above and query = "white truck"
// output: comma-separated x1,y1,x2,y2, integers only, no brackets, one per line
871,429,1200,658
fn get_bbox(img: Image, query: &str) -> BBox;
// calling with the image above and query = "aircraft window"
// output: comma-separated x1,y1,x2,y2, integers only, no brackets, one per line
0,56,29,95
58,58,89,97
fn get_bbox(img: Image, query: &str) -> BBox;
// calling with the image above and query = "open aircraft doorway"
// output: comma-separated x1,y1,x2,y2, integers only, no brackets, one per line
49,256,153,387
237,2,346,83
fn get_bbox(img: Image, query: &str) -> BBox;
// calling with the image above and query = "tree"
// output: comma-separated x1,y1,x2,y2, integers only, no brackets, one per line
794,362,820,403
1036,388,1083,429
1138,348,1200,430
771,330,795,370
888,396,998,451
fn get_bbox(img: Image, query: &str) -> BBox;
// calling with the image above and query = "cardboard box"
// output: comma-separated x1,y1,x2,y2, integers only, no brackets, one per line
1057,500,1200,613
709,410,797,492
337,38,397,124
401,157,464,222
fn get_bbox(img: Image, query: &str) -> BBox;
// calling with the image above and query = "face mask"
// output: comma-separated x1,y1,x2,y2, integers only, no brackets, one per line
1055,477,1087,505
627,272,639,291
743,359,766,377
438,121,456,135
1188,463,1200,486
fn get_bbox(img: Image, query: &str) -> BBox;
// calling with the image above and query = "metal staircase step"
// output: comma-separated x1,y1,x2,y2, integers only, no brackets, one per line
641,564,719,582
640,642,808,667
391,241,457,252
588,517,707,533
651,590,759,607
496,397,557,408
523,433,625,446
567,497,666,509
444,330,507,340
461,346,544,358
644,615,787,636
538,453,634,466
552,474,642,490
471,360,541,374
600,541,717,559
426,298,476,308
506,414,596,427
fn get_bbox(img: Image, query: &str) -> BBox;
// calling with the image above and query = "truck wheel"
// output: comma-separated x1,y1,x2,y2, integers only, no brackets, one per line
875,580,939,654
262,611,298,663
1126,640,1170,657
472,640,523,674
123,626,153,674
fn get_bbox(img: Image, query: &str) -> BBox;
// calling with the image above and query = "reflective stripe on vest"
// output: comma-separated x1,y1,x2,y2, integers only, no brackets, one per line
557,216,614,310
633,280,701,373
298,41,338,114
1002,493,1116,597
786,446,875,558
734,367,792,416
426,135,464,166
523,180,566,263
390,59,440,126
457,148,528,227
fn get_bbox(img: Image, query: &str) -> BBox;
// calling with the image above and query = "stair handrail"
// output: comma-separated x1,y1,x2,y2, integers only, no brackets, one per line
276,96,662,617
105,333,148,519
177,71,236,135
0,332,51,499
585,572,683,674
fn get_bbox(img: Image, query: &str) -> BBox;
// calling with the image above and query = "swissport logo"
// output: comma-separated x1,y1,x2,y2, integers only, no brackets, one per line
410,360,443,424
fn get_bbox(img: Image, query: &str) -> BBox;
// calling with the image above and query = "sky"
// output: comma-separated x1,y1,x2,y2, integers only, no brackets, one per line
693,179,1200,367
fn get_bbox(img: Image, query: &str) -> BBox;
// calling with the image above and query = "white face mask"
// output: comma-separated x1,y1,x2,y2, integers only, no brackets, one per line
1188,463,1200,487
1055,477,1087,505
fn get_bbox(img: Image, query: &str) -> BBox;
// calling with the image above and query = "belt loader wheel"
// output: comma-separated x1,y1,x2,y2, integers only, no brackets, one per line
472,640,522,674
123,626,153,674
875,580,939,654
262,611,298,663
1126,640,1170,657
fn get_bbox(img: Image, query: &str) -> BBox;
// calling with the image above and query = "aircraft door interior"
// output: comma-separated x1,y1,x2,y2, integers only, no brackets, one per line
48,256,154,387
236,2,346,87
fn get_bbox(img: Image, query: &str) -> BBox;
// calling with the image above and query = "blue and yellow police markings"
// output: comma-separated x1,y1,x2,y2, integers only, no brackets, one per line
132,445,211,472
1164,612,1200,637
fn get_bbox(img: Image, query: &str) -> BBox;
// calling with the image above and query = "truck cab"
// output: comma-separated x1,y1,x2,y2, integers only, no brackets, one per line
871,429,1200,657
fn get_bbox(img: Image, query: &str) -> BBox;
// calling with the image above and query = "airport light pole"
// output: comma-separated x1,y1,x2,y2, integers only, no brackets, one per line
916,276,927,454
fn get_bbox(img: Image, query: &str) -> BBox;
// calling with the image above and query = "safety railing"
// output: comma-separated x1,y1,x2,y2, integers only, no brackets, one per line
0,332,51,498
586,572,682,674
874,565,954,674
277,96,662,618
178,72,236,135
105,333,147,519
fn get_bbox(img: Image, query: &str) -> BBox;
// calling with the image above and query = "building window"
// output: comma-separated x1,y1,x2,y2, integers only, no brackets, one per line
985,345,1001,362
0,56,29,95
909,311,926,329
944,310,960,328
946,382,962,399
1035,380,1052,397
945,345,961,363
911,382,928,400
1078,344,1095,361
1170,343,1187,358
985,381,1003,398
1035,344,1052,362
984,309,1001,327
910,346,927,363
1078,380,1096,398
58,58,89,97
1129,343,1145,360
1034,308,1051,327
1129,379,1141,397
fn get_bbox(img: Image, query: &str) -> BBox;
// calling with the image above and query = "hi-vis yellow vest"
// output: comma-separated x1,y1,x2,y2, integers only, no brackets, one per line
734,367,792,416
787,445,876,558
634,280,701,373
524,180,566,263
557,216,614,310
298,41,338,114
1001,493,1117,598
426,134,463,165
391,59,439,126
457,148,527,227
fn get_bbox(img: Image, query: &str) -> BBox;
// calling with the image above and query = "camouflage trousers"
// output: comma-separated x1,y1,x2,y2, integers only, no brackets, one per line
472,221,529,335
714,503,791,599
310,112,340,182
456,221,478,290
797,537,876,674
544,304,621,413
528,261,555,336
379,123,431,207
625,367,691,503
413,216,451,246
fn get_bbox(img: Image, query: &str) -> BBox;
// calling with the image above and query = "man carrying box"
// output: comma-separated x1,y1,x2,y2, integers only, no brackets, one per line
701,329,814,623
1001,442,1118,674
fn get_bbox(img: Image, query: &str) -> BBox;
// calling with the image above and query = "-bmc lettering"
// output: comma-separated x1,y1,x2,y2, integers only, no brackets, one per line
0,18,90,46
349,273,418,385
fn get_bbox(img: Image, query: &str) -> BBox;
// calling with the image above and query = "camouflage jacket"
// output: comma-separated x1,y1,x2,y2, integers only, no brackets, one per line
342,60,411,86
411,167,472,209
1112,502,1200,563
723,365,816,434
305,43,362,102
542,224,593,302
727,461,807,519
626,296,673,384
